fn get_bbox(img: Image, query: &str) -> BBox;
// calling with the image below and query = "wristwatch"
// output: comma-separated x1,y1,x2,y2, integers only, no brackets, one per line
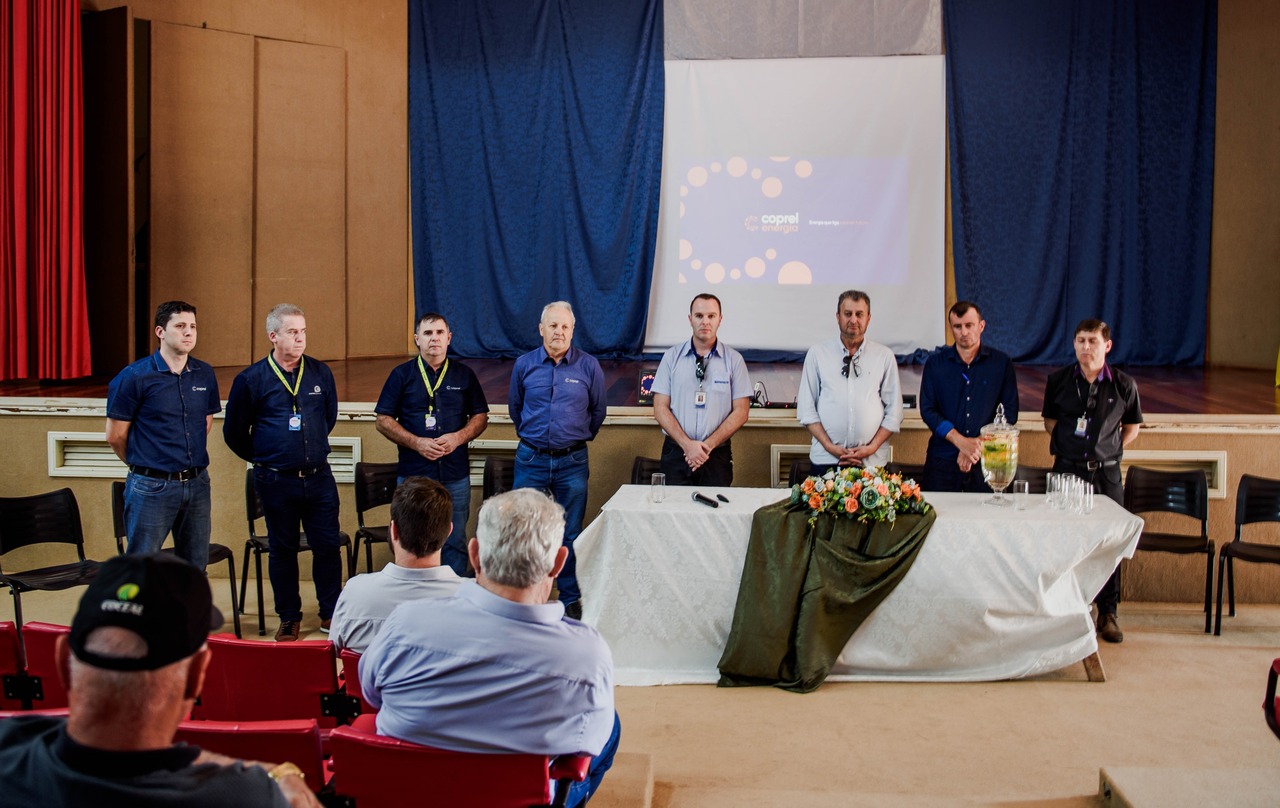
267,761,306,783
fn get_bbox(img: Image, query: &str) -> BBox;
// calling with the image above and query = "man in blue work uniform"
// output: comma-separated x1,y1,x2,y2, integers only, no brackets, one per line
508,301,606,620
919,301,1020,492
375,312,489,576
223,303,343,642
106,301,221,571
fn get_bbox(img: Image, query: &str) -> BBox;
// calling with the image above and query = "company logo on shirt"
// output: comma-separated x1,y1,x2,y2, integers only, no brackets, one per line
191,386,207,392
565,377,581,384
446,385,462,391
310,386,322,395
713,379,729,385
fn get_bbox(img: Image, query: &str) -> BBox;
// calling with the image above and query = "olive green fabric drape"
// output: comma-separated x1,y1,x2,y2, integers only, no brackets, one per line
718,499,936,693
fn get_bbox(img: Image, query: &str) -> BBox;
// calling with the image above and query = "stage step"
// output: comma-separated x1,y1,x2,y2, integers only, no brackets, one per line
1100,766,1280,807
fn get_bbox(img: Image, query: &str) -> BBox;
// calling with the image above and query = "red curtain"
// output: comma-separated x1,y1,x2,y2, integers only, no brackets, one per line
1,0,90,381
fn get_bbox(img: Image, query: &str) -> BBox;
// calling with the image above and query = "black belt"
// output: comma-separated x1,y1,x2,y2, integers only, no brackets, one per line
254,464,324,478
520,439,586,458
1063,458,1119,471
130,465,203,482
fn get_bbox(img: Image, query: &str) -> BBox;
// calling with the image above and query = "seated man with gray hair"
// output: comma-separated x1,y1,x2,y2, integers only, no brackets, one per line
360,489,620,807
0,554,319,807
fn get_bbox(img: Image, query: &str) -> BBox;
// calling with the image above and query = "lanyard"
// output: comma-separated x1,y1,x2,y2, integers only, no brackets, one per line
417,356,449,414
267,354,305,414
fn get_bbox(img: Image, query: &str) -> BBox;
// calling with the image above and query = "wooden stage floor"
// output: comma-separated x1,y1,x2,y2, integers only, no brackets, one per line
3,358,1277,416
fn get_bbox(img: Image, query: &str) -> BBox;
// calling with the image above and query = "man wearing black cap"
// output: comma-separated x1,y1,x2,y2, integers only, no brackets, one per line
0,554,320,807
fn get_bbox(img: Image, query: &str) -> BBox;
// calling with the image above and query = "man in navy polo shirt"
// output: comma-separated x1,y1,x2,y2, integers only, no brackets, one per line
919,301,1020,492
106,301,221,571
223,303,343,642
508,301,606,620
375,312,489,576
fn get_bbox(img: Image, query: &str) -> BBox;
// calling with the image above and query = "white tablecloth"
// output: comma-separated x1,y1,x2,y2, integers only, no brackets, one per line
575,486,1143,685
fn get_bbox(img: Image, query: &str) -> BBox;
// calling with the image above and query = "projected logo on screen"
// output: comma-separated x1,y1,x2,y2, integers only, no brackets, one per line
676,156,908,286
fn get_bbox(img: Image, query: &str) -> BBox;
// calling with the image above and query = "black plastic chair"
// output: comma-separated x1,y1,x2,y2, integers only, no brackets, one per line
0,489,100,663
1013,464,1052,495
1214,474,1280,636
110,481,240,638
353,462,398,574
630,456,661,486
482,455,515,501
787,458,812,487
1266,658,1280,742
1123,466,1215,634
240,470,354,636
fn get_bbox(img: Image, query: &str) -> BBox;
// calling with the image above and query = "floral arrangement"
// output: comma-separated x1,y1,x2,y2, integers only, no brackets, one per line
789,465,931,526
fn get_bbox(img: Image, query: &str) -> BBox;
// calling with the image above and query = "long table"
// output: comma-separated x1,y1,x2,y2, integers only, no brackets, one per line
575,486,1144,685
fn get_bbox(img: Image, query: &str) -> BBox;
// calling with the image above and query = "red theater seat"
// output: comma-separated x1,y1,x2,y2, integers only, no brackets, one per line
174,718,328,792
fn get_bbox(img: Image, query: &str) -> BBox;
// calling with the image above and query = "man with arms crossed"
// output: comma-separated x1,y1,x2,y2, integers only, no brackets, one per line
375,313,489,576
1042,318,1143,644
361,489,620,808
508,301,606,621
329,477,464,654
798,290,903,476
652,293,752,486
224,304,344,642
106,301,220,570
0,553,319,807
919,301,1020,491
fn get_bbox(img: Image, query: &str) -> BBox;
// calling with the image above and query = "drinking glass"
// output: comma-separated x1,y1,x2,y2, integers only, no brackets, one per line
1012,479,1030,510
650,473,666,503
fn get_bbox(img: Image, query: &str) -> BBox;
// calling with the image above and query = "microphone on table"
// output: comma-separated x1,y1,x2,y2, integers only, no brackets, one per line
692,491,719,508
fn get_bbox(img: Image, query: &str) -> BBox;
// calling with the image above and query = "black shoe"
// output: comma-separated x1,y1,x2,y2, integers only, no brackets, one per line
564,601,583,620
1097,613,1124,644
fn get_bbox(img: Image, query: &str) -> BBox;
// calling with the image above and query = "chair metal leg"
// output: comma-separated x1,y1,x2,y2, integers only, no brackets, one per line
1202,550,1213,634
9,588,26,671
1214,554,1227,636
239,544,252,615
365,537,373,576
255,547,266,637
224,554,242,639
1227,555,1236,617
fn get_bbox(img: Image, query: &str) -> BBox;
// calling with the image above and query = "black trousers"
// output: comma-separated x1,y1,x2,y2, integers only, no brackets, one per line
660,436,734,487
1053,457,1124,615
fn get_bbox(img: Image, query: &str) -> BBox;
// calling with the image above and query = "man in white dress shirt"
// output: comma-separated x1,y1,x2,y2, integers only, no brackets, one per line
329,477,463,653
797,290,903,475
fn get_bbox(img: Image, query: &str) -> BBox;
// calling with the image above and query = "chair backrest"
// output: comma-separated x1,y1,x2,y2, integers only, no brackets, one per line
339,648,376,716
483,455,515,500
1236,474,1280,541
787,458,811,487
194,634,355,727
884,462,926,482
244,469,266,540
21,622,70,709
175,718,327,792
1123,466,1208,526
354,462,399,530
329,722,555,808
0,622,26,711
1013,464,1051,495
110,481,127,555
0,489,87,560
630,456,661,486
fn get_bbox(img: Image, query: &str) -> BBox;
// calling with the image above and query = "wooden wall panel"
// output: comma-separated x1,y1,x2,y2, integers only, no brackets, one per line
150,23,254,367
252,39,347,361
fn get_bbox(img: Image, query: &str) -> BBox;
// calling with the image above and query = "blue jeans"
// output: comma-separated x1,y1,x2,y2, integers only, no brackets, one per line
123,469,211,570
564,712,621,808
513,443,589,605
254,465,344,622
400,474,474,577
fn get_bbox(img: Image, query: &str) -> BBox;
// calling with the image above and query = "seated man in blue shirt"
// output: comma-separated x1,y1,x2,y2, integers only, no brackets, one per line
508,301,606,621
361,489,620,808
918,301,1020,492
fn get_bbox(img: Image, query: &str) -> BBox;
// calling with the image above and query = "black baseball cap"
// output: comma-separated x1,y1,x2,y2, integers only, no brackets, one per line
69,553,224,672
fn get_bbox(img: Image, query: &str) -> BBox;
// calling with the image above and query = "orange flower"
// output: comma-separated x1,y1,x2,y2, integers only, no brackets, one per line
801,479,815,494
808,494,822,509
844,498,858,513
851,482,863,497
875,483,889,497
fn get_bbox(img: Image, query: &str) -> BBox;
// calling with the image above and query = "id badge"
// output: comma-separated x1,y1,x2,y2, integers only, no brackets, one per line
1074,416,1088,437
424,414,438,430
288,413,302,432
694,391,707,407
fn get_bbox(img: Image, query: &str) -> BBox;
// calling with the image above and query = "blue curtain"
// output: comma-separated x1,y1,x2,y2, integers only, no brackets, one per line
945,1,1216,366
409,0,664,358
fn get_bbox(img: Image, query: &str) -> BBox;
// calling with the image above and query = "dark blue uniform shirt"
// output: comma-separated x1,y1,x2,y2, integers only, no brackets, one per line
106,351,221,472
919,343,1019,462
223,354,338,470
375,357,489,482
508,346,606,450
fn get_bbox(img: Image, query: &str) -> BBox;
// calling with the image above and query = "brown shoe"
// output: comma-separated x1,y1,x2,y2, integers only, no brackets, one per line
275,620,300,642
1097,613,1124,644
319,618,332,633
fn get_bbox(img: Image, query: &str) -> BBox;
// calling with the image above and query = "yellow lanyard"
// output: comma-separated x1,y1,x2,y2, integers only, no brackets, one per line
416,356,449,415
267,354,305,414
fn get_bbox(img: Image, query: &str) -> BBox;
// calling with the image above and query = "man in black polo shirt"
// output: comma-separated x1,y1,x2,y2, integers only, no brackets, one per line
106,301,221,571
1042,318,1143,643
223,304,343,642
375,312,489,576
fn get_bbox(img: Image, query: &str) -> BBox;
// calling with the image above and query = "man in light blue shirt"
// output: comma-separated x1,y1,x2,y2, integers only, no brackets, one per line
652,293,752,486
361,489,619,808
798,290,903,474
329,477,464,654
